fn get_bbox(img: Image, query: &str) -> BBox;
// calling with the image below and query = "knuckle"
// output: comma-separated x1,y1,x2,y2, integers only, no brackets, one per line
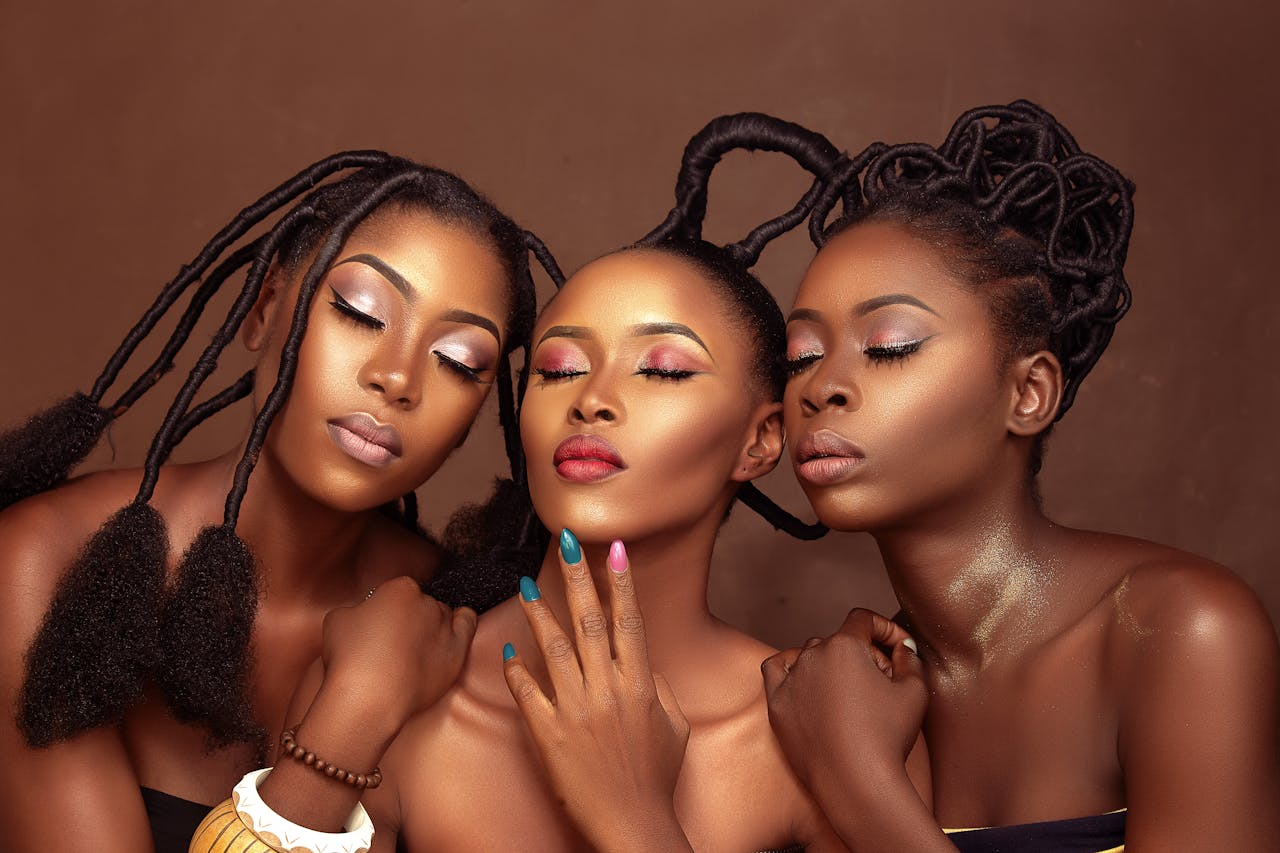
614,613,645,637
513,678,542,705
543,634,576,664
577,612,609,641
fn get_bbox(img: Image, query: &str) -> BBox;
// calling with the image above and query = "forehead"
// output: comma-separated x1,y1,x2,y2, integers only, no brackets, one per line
339,207,510,312
536,250,731,338
798,221,970,310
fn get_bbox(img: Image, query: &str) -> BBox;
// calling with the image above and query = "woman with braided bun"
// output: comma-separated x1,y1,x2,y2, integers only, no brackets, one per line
207,114,877,852
0,153,553,852
757,101,1280,851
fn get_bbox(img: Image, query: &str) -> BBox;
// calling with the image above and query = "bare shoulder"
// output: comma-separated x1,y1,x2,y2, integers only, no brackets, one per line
0,468,146,638
1097,535,1277,660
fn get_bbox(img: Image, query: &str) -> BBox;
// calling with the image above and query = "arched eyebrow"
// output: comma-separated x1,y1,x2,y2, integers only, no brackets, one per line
627,322,711,357
536,325,592,347
853,293,942,318
443,310,501,346
787,295,942,324
333,254,414,301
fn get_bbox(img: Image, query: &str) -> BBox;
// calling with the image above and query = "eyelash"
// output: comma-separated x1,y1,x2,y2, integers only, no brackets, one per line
785,352,822,376
637,366,696,382
865,340,924,363
531,367,586,382
329,290,385,331
784,340,927,374
435,352,486,384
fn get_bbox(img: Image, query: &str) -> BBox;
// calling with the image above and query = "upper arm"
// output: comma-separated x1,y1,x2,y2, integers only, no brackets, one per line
0,498,155,852
1117,563,1280,851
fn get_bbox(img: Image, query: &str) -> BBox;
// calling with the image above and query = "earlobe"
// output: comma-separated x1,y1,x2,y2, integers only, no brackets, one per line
241,267,286,352
1008,351,1063,436
733,403,784,483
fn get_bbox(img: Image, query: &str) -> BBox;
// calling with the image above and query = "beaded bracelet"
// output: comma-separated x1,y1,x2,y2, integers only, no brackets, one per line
280,726,383,790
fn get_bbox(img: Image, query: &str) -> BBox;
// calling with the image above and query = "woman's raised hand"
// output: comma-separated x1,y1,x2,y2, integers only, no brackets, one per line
762,608,946,850
503,530,693,852
763,608,924,784
320,575,477,732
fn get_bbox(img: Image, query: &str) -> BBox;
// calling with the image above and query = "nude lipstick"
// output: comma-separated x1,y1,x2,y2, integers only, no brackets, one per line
795,429,865,486
553,434,626,483
327,413,403,468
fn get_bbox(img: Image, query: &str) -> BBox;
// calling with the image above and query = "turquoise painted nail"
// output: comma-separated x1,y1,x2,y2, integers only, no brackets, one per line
519,575,541,601
559,528,582,564
502,642,516,661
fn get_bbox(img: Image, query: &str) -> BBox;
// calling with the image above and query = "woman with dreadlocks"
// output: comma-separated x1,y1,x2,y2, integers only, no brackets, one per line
754,101,1280,851
0,153,548,852
191,116,878,851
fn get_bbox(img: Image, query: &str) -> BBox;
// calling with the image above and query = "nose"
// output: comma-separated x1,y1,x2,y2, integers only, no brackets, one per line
360,343,421,410
569,374,622,425
798,358,859,415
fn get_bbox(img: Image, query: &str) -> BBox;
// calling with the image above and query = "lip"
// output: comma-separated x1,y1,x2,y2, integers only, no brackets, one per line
553,434,627,483
327,413,403,468
794,428,865,486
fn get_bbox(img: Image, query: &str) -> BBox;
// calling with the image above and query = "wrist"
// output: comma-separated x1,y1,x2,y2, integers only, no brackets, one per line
591,802,692,853
294,677,407,770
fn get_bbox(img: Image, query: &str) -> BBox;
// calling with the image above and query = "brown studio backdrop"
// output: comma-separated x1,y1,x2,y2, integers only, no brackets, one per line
1,1,1277,649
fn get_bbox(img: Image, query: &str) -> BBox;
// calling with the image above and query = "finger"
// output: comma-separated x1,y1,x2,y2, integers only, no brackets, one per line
839,607,914,650
653,673,690,743
502,643,555,729
889,636,924,684
761,647,800,696
517,575,585,700
556,528,614,677
605,539,651,679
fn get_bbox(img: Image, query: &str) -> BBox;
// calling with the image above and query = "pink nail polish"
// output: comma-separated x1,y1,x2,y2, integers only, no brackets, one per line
608,539,628,574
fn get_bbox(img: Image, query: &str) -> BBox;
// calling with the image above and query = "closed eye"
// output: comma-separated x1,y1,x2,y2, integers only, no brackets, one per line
435,351,488,384
531,367,587,382
865,339,926,363
637,366,696,381
329,288,385,331
785,353,822,376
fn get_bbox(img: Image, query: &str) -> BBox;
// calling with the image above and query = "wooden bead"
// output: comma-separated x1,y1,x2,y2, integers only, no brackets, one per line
303,751,316,766
324,764,338,777
355,774,366,788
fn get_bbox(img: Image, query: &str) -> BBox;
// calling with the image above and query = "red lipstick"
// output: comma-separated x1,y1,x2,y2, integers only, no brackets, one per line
553,434,626,483
327,413,403,468
794,429,865,486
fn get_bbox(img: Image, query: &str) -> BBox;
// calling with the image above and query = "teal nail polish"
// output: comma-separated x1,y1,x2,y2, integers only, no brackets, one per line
502,642,516,661
559,528,582,564
519,575,541,601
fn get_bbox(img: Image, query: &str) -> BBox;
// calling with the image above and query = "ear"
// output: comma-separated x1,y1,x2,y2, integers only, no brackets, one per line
1007,350,1063,437
241,266,288,352
731,401,784,483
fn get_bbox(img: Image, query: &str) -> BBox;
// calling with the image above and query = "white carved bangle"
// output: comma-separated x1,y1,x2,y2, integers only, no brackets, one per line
199,767,375,853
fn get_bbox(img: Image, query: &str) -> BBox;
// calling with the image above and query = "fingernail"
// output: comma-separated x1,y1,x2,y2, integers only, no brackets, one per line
502,642,516,661
902,637,918,655
519,576,541,602
559,528,582,564
607,539,627,574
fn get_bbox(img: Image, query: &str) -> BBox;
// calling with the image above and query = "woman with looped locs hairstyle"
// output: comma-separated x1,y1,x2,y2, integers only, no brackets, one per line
731,101,1275,852
0,152,560,852
190,114,866,852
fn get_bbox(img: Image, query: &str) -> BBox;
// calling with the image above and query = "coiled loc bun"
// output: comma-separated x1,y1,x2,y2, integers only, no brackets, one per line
814,99,1135,420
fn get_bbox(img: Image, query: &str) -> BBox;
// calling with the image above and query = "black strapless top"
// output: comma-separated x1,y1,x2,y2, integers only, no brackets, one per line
945,809,1126,852
141,787,215,853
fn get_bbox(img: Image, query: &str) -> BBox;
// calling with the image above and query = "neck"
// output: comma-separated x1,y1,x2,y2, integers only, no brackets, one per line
227,446,378,605
874,480,1065,673
531,512,725,671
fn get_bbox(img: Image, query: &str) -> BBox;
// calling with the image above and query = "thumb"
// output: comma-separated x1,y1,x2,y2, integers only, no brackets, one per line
761,648,799,697
889,637,924,684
